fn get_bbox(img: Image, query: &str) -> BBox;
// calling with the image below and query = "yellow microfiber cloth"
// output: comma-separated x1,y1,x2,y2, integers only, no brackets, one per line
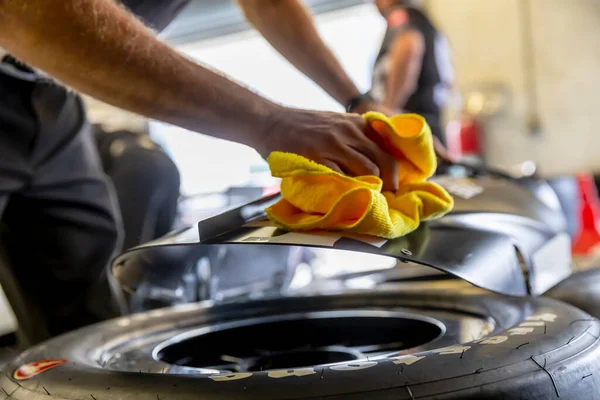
264,112,454,239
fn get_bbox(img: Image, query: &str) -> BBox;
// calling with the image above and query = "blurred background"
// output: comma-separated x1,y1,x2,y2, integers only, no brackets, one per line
1,0,599,340
85,0,600,206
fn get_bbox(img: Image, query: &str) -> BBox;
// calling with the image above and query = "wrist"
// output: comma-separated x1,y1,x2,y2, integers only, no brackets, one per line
345,92,375,113
255,102,287,157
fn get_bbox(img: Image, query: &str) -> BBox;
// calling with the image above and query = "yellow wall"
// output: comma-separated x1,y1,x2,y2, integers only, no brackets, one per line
427,0,600,176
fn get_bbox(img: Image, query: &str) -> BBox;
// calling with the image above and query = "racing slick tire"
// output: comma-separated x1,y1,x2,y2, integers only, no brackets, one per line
1,284,600,400
546,267,600,319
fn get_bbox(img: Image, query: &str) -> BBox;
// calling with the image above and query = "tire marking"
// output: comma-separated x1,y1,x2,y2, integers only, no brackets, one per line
476,336,508,345
267,368,316,379
330,362,378,371
209,372,252,382
527,313,558,322
508,327,535,336
431,345,471,355
13,360,69,381
530,356,560,398
391,355,425,366
405,384,415,400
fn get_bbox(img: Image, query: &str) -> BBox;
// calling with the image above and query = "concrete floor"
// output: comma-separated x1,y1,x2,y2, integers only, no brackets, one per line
0,286,17,336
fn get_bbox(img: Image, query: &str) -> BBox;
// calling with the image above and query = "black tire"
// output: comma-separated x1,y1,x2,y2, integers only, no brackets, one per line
0,348,15,370
547,268,600,319
1,285,600,400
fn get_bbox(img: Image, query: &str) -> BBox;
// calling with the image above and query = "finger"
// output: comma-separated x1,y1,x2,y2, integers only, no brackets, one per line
334,145,381,178
350,141,399,192
320,159,344,175
346,117,399,191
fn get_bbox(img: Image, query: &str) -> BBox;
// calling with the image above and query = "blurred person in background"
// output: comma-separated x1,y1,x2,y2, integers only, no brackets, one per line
0,0,402,342
93,124,181,251
367,0,457,161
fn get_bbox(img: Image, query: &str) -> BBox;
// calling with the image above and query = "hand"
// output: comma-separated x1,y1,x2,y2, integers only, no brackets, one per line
352,102,457,165
260,107,399,191
432,136,458,164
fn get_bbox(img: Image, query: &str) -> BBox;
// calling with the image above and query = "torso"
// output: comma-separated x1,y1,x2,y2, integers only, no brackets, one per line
370,7,454,121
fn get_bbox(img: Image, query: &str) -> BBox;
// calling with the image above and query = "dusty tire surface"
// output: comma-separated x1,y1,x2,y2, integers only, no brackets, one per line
0,348,15,371
1,285,600,400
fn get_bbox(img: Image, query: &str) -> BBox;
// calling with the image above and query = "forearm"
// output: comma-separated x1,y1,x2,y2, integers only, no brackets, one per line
0,0,278,151
239,0,360,106
382,31,424,109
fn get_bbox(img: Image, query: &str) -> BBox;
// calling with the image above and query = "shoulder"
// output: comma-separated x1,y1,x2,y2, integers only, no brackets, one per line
390,28,425,56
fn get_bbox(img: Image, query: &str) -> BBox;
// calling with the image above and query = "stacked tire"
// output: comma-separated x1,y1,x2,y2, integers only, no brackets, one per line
1,284,600,399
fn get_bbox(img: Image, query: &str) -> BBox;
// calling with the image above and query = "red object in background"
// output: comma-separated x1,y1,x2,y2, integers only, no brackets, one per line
572,172,600,256
445,115,483,162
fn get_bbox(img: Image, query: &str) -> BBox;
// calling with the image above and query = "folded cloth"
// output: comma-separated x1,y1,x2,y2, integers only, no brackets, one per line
264,112,454,239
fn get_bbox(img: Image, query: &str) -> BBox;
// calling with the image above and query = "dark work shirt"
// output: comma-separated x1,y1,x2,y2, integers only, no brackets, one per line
369,7,454,141
119,0,190,32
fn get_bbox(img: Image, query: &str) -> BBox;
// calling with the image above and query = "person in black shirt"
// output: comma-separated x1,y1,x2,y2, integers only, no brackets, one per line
0,0,400,343
369,0,456,157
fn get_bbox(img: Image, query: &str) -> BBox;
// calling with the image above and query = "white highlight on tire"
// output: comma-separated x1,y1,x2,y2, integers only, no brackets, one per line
267,368,316,379
330,361,378,371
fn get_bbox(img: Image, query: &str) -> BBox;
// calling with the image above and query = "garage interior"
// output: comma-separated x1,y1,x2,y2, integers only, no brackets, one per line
1,0,600,398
